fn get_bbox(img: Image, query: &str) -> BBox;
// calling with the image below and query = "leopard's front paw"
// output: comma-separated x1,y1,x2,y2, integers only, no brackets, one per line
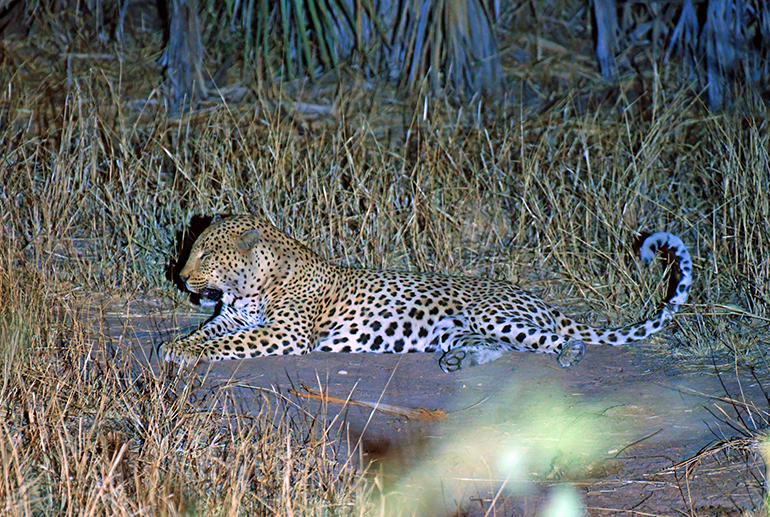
157,341,201,367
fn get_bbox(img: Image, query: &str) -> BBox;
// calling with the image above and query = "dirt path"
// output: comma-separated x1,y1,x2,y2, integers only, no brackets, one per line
122,307,765,516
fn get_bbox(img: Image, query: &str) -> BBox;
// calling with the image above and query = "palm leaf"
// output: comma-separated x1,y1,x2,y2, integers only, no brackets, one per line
397,0,501,95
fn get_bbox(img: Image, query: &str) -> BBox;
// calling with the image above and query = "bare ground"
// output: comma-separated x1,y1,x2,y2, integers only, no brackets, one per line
111,300,765,516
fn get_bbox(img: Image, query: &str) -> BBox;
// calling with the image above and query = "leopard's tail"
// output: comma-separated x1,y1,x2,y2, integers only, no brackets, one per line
638,232,692,313
557,232,692,346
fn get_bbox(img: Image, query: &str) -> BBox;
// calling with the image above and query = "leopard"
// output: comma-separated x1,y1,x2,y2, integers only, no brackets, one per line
158,215,692,372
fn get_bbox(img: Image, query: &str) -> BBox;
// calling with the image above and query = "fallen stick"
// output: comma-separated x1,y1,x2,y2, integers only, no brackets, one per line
289,385,448,422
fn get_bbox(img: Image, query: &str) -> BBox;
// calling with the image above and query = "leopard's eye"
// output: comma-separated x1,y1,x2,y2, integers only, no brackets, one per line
199,250,212,261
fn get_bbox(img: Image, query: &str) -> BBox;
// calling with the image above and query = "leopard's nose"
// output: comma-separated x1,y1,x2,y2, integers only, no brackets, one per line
179,274,189,284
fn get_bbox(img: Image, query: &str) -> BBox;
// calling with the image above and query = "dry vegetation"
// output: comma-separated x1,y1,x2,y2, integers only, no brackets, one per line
2,8,770,516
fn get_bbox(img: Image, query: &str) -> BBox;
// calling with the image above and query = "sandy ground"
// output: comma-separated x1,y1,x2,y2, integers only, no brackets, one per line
115,302,765,516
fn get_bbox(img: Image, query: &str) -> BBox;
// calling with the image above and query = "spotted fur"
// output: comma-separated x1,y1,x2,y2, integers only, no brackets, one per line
158,216,692,372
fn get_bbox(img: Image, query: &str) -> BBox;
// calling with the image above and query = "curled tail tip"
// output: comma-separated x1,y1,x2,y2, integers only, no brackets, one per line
639,231,692,312
640,232,686,262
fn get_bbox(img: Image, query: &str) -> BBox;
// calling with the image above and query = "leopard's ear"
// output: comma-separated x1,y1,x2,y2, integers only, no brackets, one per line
238,228,262,251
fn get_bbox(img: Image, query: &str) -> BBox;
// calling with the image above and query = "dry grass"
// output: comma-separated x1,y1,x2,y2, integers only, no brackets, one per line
2,24,770,514
0,266,371,515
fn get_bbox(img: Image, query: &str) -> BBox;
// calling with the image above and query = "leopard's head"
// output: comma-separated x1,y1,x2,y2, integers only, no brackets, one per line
179,215,284,306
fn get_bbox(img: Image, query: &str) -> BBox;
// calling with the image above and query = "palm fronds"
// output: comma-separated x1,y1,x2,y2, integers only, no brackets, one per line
594,0,770,109
204,0,501,97
392,0,502,96
224,0,382,81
